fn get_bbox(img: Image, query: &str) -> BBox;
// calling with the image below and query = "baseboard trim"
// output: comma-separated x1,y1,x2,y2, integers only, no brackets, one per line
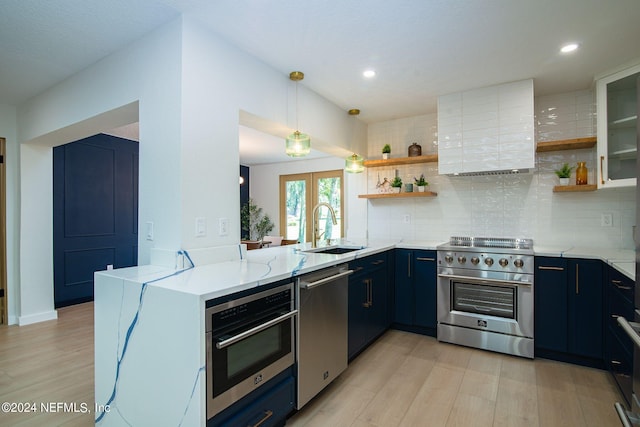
18,310,58,326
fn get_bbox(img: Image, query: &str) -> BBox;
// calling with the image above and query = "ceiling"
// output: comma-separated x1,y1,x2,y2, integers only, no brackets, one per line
3,0,640,163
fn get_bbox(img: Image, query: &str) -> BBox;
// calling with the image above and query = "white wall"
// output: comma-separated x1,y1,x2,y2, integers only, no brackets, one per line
0,104,18,323
11,15,366,324
360,89,636,250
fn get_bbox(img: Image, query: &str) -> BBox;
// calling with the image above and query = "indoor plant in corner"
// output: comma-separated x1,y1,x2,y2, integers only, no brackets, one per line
554,163,574,186
241,198,274,244
390,176,402,193
414,174,428,192
382,144,391,160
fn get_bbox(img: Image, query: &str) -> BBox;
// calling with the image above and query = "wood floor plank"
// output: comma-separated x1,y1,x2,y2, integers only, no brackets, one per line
0,305,623,427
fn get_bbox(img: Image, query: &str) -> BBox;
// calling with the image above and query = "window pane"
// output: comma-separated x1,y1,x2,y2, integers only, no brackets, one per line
316,177,341,240
285,180,306,242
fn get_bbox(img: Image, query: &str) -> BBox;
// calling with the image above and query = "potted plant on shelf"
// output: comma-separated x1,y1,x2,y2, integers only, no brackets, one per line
382,144,391,160
554,163,574,186
414,174,428,192
390,176,402,193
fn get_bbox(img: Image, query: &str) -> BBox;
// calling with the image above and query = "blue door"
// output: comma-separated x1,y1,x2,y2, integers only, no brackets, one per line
53,134,139,307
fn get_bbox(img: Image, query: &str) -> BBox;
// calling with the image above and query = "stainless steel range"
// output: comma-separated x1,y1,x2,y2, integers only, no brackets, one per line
437,236,535,358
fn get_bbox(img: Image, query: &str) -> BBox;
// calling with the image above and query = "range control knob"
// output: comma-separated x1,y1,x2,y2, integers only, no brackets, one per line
471,257,480,265
513,259,524,268
485,257,494,266
445,255,454,264
457,256,467,264
499,258,509,267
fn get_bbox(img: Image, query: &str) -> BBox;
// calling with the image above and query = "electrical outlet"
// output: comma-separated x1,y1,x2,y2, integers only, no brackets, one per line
601,213,613,227
195,217,206,237
219,218,228,236
403,214,411,224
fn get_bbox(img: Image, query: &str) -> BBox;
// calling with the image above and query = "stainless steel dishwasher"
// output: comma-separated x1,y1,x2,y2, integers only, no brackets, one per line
296,264,353,409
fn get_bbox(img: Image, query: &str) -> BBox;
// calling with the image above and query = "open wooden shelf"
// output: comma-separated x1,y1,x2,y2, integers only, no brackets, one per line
363,154,438,167
358,191,438,199
536,137,597,153
553,184,598,193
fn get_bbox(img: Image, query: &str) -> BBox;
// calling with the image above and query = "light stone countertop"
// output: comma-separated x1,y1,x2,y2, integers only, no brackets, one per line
97,239,636,302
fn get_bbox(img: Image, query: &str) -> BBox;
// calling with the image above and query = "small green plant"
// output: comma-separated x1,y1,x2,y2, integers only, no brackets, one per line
554,163,574,178
414,174,428,186
390,176,403,188
382,144,391,154
240,198,274,241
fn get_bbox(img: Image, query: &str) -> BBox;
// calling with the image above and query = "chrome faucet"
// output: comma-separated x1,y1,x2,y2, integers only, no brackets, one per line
311,202,337,248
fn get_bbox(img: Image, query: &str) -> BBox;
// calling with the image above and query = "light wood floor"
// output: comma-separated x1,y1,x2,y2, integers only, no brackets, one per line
289,330,624,427
0,303,625,426
0,303,94,426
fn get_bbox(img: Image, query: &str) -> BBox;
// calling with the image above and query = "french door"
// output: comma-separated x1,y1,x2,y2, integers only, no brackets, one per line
279,170,343,244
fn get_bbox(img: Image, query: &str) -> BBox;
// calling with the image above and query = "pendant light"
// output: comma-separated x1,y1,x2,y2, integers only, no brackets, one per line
345,109,365,173
286,71,311,157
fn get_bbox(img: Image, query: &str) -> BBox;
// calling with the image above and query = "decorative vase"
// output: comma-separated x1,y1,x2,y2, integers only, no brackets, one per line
559,177,570,186
393,187,401,193
405,183,413,193
576,162,587,185
408,142,422,157
382,153,389,160
417,185,425,192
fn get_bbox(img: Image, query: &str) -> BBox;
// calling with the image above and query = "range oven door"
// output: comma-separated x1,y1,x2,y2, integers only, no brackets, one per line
437,271,534,338
206,283,296,420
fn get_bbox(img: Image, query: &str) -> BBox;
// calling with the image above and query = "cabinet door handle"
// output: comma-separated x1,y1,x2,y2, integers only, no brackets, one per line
251,410,274,427
600,155,605,185
612,280,633,290
372,260,385,265
538,266,564,271
352,266,364,273
611,360,623,366
416,257,435,262
407,254,411,278
575,264,579,295
362,279,370,308
368,279,373,307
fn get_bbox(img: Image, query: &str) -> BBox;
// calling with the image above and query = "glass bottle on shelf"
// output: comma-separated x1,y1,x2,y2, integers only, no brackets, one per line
576,162,588,185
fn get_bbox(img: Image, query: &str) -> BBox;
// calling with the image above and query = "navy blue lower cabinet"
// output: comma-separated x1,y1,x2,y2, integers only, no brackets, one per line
605,265,635,406
348,251,391,360
393,249,437,336
535,257,569,353
534,256,604,368
208,369,294,427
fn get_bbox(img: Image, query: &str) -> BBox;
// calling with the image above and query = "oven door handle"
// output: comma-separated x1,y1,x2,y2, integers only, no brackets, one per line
216,310,298,350
437,273,532,286
616,316,640,349
299,270,354,290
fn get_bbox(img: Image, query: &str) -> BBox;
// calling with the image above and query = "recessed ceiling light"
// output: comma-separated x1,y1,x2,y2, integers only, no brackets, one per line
363,70,376,78
560,43,579,53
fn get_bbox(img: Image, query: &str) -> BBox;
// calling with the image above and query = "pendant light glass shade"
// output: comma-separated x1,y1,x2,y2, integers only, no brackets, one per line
285,130,311,157
286,71,310,157
345,153,364,173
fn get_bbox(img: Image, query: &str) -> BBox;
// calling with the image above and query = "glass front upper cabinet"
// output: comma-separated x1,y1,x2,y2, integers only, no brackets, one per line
597,63,640,188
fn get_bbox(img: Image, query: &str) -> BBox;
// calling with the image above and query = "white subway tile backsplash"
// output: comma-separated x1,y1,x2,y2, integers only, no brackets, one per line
360,88,634,250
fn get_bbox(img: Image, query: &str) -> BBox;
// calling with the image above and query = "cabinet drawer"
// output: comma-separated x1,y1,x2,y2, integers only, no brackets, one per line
609,268,634,303
607,330,633,407
217,376,294,427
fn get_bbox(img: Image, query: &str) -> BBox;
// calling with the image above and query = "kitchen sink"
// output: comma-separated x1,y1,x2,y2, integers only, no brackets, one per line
302,246,365,255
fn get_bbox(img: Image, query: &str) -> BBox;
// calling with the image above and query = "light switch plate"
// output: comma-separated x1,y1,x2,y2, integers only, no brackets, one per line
146,221,154,241
601,213,613,227
195,217,206,237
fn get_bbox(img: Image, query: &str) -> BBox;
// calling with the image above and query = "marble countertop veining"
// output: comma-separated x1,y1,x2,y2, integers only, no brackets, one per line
97,239,636,301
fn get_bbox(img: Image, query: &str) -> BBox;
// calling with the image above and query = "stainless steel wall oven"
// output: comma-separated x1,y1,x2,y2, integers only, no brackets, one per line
437,237,535,358
205,281,297,419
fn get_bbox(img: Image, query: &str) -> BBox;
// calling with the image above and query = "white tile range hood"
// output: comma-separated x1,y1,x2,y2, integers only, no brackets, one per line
437,79,535,176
